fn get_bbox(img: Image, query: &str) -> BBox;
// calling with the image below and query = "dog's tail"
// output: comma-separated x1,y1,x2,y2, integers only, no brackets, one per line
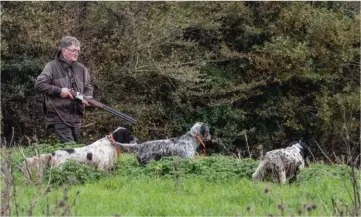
114,143,139,153
252,161,266,182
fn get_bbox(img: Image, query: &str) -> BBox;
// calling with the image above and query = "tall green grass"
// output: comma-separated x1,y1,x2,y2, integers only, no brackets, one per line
2,144,359,216
12,171,355,216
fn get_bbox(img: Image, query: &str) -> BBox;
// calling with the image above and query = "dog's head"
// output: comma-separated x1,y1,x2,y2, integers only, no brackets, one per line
290,141,311,163
189,122,212,141
111,127,137,144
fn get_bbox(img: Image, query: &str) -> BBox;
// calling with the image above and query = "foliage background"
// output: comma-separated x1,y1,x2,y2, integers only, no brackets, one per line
1,2,360,161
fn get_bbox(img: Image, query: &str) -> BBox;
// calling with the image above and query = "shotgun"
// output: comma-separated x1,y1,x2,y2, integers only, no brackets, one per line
70,90,137,124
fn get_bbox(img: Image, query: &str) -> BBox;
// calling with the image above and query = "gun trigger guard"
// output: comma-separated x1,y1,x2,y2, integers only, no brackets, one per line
75,92,84,101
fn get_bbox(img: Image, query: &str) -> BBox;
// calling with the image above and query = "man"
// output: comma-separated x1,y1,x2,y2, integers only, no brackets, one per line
35,36,93,143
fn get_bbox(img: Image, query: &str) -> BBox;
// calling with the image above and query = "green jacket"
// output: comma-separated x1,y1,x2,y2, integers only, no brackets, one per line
35,50,93,126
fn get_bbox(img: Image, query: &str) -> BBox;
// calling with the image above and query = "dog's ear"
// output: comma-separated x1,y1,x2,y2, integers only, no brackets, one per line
299,141,311,160
122,129,135,143
200,125,207,137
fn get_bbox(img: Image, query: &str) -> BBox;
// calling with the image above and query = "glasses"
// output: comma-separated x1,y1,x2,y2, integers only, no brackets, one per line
64,48,80,54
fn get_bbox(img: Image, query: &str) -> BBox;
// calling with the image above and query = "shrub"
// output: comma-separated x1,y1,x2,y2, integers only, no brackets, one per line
44,160,107,186
297,163,358,183
118,155,259,182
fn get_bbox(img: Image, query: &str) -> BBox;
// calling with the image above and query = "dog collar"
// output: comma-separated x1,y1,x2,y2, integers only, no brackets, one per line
194,133,206,159
107,134,121,158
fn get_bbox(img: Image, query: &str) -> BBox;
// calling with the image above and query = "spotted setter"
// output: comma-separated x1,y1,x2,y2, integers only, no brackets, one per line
20,127,136,180
116,122,211,165
252,141,310,184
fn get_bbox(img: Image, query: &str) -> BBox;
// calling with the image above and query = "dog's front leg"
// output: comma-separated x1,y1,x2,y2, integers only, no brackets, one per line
289,165,302,184
289,175,297,184
278,169,287,184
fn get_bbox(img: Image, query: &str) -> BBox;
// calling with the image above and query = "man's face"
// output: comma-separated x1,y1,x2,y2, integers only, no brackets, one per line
62,44,80,63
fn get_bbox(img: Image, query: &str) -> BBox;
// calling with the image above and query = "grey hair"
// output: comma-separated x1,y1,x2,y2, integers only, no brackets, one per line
59,36,80,49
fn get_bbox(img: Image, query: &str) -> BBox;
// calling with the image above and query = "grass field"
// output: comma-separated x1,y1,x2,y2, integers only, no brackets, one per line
1,144,360,216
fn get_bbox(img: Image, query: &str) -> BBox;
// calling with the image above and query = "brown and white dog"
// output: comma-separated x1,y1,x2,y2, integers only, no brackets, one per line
20,127,136,179
252,141,310,184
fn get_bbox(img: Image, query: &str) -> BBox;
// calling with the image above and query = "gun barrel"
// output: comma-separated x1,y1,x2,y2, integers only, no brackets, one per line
103,105,137,124
71,90,137,124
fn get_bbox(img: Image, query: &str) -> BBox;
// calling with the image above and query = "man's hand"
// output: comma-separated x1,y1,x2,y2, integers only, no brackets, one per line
82,99,90,106
60,88,74,99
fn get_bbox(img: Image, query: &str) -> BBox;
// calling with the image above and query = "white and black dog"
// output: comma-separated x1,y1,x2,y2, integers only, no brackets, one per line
252,141,310,184
116,122,211,165
50,127,136,170
20,127,136,180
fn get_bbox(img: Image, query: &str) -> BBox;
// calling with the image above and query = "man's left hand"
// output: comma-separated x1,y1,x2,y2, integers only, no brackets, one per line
82,99,90,106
